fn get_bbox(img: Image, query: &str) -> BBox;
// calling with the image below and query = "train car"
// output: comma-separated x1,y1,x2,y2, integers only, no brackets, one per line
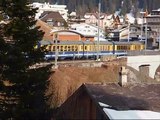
38,40,144,60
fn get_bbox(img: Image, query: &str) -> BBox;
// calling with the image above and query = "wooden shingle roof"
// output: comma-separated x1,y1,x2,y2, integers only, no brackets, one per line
85,83,160,112
40,11,65,23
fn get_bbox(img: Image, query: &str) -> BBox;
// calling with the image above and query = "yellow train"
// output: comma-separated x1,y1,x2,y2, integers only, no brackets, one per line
39,40,144,60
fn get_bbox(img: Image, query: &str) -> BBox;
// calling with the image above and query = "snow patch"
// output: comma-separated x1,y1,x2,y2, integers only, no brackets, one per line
103,108,160,119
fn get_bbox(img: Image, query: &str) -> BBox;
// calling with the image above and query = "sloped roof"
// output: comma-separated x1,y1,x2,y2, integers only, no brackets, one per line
85,83,160,112
40,11,65,22
51,29,96,37
36,20,52,40
84,12,107,19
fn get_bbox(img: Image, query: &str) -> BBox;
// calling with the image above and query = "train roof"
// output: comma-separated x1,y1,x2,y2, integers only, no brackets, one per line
39,40,144,45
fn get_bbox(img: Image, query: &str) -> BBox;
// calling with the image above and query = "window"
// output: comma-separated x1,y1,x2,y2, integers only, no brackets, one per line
68,46,71,51
84,46,87,50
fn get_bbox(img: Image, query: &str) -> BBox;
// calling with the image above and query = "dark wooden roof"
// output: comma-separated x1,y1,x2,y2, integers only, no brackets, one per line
40,11,65,23
85,83,160,112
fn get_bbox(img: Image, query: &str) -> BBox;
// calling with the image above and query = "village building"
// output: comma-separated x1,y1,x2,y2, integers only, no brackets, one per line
70,23,105,39
84,13,121,30
119,25,141,41
51,30,95,41
146,9,160,47
31,2,68,20
146,9,160,32
67,12,85,26
39,11,67,30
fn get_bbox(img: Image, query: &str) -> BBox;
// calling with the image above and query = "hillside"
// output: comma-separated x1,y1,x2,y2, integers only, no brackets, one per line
46,59,127,108
31,0,160,15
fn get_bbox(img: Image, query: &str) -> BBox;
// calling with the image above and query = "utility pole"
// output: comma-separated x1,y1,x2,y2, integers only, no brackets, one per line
145,22,148,51
140,11,145,41
128,23,130,42
159,29,160,50
96,0,101,61
54,33,58,69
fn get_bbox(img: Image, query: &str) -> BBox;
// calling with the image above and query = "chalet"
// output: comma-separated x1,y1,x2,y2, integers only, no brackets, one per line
146,9,160,46
84,13,121,30
56,67,160,119
119,24,141,41
84,13,106,29
125,13,135,24
70,23,105,39
146,9,160,32
31,2,68,20
39,11,67,28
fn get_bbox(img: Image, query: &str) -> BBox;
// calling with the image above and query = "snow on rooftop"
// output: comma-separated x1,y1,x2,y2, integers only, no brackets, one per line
137,18,143,24
99,102,111,107
114,11,120,17
70,12,76,16
126,13,135,24
106,14,113,20
99,102,160,119
84,14,91,19
104,108,160,119
94,36,106,41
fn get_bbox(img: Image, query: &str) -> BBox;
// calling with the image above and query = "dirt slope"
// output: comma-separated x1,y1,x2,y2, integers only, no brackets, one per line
47,64,120,108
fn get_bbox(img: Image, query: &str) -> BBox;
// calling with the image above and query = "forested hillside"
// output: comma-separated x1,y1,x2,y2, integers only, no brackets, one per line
30,0,160,15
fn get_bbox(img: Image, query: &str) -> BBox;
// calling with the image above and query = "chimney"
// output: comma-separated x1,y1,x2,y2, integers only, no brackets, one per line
119,66,128,87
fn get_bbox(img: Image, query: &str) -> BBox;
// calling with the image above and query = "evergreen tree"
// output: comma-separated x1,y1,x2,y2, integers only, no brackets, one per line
0,0,51,119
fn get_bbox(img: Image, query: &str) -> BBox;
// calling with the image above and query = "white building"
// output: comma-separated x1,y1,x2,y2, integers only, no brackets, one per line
146,9,160,32
125,13,135,24
119,25,141,41
31,2,68,20
70,23,106,41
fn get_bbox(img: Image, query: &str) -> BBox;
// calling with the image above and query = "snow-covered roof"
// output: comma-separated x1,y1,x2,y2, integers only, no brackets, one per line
104,108,160,119
106,14,113,20
114,11,120,17
99,102,160,119
70,12,76,16
94,36,106,41
0,20,7,24
126,13,135,24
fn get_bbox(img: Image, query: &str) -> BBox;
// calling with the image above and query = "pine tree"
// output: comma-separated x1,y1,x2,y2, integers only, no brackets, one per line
0,0,51,119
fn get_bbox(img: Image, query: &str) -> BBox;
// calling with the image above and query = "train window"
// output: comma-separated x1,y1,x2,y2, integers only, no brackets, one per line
100,45,102,51
75,46,78,51
117,46,121,50
72,46,74,51
68,46,71,51
57,46,59,50
84,46,87,50
64,46,67,51
48,45,52,51
106,46,108,50
81,46,83,50
52,46,55,51
101,45,104,51
60,46,63,51
135,45,140,50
